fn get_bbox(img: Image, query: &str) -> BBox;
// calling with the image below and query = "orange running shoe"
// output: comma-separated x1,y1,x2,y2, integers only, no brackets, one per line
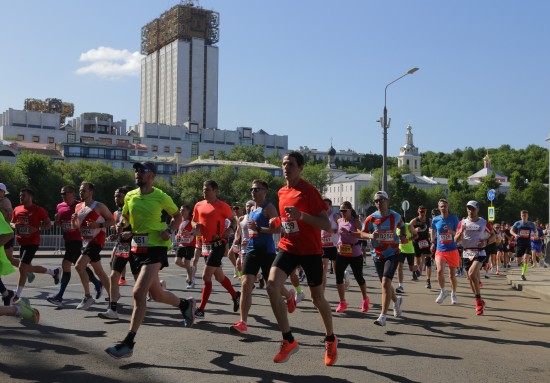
325,335,338,366
273,339,299,363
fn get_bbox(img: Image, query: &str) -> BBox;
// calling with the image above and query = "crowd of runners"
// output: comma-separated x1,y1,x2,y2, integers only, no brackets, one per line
0,152,547,366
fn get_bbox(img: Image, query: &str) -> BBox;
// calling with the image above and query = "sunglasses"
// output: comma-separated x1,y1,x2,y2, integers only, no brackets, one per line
339,209,349,213
60,191,73,195
373,199,385,204
134,168,152,174
250,187,265,193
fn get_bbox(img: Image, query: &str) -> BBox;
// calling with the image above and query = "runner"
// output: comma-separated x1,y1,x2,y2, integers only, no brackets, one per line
230,180,281,335
0,211,17,305
105,162,195,359
192,180,241,319
10,188,60,302
396,220,418,293
510,210,536,281
455,201,495,315
47,185,102,307
431,199,460,305
333,201,370,313
174,204,198,289
410,206,433,289
0,183,21,281
531,221,544,268
266,151,337,366
360,191,406,326
321,199,340,289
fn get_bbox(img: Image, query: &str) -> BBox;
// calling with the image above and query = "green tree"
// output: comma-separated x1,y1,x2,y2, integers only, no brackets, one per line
301,163,331,196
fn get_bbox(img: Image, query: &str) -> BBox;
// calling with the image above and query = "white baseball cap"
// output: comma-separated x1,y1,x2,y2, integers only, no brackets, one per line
0,183,9,195
466,200,479,208
373,191,389,200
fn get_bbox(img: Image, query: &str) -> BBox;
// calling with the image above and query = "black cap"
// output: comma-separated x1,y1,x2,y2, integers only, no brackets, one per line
133,161,157,174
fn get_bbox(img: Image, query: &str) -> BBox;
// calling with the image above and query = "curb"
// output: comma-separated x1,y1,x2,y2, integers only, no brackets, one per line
506,266,550,301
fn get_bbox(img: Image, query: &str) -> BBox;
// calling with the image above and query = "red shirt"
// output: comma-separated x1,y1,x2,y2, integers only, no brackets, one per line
12,204,50,246
278,179,326,255
57,200,82,242
193,199,233,243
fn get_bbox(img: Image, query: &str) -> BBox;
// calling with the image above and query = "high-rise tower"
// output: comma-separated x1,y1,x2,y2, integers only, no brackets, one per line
140,2,220,129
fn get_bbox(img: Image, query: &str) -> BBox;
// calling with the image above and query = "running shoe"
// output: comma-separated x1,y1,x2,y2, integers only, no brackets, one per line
374,314,386,327
229,320,249,335
361,297,370,313
324,336,338,366
186,282,195,289
98,308,119,320
259,278,265,289
52,267,61,285
521,275,526,281
451,292,458,305
232,291,241,312
273,339,299,363
2,290,14,306
484,274,490,279
46,295,63,307
393,296,403,318
27,272,36,284
395,286,404,294
335,301,348,313
94,282,103,300
180,298,195,328
295,292,305,304
118,278,127,286
479,282,484,288
287,289,296,313
194,307,205,319
475,298,485,315
344,271,350,291
435,289,448,304
14,298,40,324
425,280,432,289
105,341,134,359
76,296,95,310
412,271,418,281
495,269,500,275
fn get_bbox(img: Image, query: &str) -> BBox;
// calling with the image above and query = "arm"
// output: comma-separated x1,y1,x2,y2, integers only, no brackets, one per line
161,210,183,241
284,205,330,231
0,231,13,247
256,204,282,234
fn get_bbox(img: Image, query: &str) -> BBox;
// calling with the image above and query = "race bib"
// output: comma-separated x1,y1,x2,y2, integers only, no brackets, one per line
114,243,130,259
81,228,93,238
519,229,530,238
201,244,212,256
439,233,453,245
248,227,258,238
377,230,394,243
18,226,31,235
463,248,480,260
281,219,299,234
418,239,429,249
61,222,73,231
322,233,334,247
131,234,149,254
339,244,353,256
178,234,194,245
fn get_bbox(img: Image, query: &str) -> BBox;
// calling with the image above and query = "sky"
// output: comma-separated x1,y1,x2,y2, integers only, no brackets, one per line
1,0,549,157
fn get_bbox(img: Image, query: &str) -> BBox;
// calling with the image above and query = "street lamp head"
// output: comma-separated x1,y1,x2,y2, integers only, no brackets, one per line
407,67,419,75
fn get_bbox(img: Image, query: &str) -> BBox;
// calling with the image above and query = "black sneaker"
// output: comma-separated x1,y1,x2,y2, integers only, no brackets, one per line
53,267,61,285
179,297,195,328
94,282,103,300
425,280,431,289
232,291,241,312
2,290,14,306
395,286,404,294
194,308,205,319
521,275,527,281
105,341,135,359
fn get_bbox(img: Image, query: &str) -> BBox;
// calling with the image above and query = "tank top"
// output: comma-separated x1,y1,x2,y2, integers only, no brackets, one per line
75,201,105,247
321,212,339,248
337,217,361,257
247,202,276,254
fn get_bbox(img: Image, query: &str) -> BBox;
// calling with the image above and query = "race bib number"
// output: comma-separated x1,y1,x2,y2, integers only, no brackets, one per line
322,233,334,247
248,227,258,238
439,233,453,245
131,234,149,254
339,244,353,256
81,228,93,238
377,230,394,243
463,249,479,260
178,234,194,245
418,239,429,249
281,219,299,234
61,222,73,231
18,226,31,235
201,244,212,256
519,229,530,238
114,243,130,259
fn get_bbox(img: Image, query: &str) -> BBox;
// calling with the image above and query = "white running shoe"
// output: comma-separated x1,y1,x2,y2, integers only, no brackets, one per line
451,292,458,305
374,314,386,327
435,289,448,304
295,291,305,304
98,308,119,320
76,296,95,310
393,296,403,318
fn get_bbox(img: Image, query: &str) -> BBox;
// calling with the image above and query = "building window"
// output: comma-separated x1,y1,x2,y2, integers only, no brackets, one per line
152,145,158,152
242,127,252,138
189,122,199,134
164,146,170,153
175,147,182,153
32,136,40,143
209,149,215,157
48,137,55,144
81,136,94,143
116,139,129,146
99,138,112,145
191,142,198,156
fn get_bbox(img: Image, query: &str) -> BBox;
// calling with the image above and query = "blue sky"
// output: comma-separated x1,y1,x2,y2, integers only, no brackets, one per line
1,0,548,156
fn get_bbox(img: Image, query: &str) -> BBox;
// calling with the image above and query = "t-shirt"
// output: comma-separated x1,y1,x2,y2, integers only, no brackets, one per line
397,223,415,254
12,204,49,246
363,209,404,260
431,214,460,251
457,217,492,249
0,213,16,276
123,187,178,249
277,179,326,256
511,220,536,246
193,199,233,243
57,200,82,242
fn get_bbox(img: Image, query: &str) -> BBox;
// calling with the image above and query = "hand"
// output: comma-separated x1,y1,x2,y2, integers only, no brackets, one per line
160,229,171,241
284,206,302,220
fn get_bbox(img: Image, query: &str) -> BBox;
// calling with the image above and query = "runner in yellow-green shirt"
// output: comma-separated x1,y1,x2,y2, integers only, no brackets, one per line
396,222,418,295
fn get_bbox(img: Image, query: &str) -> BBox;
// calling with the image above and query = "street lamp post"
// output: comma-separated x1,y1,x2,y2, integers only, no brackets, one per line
380,67,419,192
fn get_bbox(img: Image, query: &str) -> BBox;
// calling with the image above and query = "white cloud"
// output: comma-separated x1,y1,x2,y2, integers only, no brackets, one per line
76,46,142,78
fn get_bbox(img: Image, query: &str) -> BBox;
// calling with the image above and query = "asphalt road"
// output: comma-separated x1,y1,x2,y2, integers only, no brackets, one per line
1,256,549,383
